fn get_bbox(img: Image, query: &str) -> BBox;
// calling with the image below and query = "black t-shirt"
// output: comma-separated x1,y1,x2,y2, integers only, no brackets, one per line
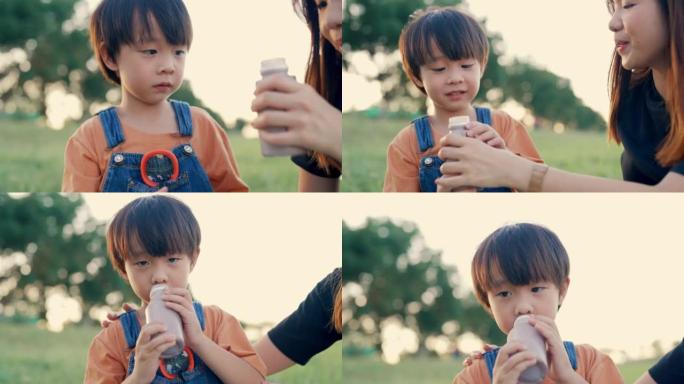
267,268,342,365
617,73,684,184
291,153,342,179
648,339,684,384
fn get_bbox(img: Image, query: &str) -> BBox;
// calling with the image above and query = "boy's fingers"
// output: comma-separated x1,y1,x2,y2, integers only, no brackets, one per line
122,302,138,312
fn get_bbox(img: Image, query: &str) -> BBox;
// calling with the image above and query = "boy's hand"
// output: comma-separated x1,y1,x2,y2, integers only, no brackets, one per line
462,343,498,367
464,121,506,149
101,302,138,328
162,287,205,350
130,323,177,383
492,341,538,384
528,315,588,384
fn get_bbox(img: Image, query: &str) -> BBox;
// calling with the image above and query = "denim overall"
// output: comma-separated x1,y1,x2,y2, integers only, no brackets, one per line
483,341,578,380
99,100,213,192
120,302,222,383
416,107,511,192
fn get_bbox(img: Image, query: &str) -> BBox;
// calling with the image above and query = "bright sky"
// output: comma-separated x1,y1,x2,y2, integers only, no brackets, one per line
344,0,615,120
81,194,340,325
343,194,684,360
82,0,310,123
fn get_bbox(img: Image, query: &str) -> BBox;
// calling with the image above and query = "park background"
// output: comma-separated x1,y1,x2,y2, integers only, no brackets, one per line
2,0,627,192
0,193,341,383
342,194,684,383
0,0,313,191
343,0,623,191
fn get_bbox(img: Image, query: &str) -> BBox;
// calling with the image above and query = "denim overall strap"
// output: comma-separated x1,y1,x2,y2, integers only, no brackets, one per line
170,100,193,137
98,107,126,149
484,341,578,379
413,116,434,152
475,106,492,126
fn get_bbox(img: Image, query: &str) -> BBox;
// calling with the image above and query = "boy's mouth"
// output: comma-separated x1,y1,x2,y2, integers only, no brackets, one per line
445,90,467,100
153,82,174,91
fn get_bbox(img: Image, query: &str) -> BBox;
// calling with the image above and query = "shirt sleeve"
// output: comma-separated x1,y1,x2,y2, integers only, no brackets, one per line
649,340,684,384
452,359,489,384
192,108,249,192
494,112,544,163
83,327,128,384
62,124,103,192
267,268,342,365
383,130,421,192
204,305,267,377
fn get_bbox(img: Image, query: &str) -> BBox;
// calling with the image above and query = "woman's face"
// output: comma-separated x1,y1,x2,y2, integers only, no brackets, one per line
608,0,669,71
316,0,342,52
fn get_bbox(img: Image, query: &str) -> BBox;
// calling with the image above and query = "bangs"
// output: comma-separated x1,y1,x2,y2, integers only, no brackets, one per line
102,0,192,49
409,11,488,67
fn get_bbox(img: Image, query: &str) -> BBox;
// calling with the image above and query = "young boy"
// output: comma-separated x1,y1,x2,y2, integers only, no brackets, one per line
454,223,623,383
384,7,542,192
84,196,265,383
63,0,247,192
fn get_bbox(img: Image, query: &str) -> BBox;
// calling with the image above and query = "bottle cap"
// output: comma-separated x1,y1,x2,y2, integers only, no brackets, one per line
150,284,168,296
448,115,470,127
260,58,288,72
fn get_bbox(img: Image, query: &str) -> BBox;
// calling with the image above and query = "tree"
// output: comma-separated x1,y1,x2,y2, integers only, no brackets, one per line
0,194,135,325
343,218,502,355
344,0,606,131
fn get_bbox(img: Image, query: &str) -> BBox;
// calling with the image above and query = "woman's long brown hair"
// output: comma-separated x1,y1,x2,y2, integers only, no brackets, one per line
333,279,342,333
294,0,342,174
608,0,684,166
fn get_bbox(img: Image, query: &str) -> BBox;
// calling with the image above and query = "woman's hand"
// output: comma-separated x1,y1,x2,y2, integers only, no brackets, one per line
251,74,342,162
436,134,532,191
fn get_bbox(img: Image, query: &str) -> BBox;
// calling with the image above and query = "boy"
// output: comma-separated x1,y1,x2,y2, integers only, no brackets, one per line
63,0,247,192
454,223,623,383
384,7,542,192
84,196,265,383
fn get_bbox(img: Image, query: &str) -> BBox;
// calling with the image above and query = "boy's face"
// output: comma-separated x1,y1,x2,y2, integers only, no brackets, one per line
486,276,569,334
103,16,187,105
416,44,483,116
123,248,195,304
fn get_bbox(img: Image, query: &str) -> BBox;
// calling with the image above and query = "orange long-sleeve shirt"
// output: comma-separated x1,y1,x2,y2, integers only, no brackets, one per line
383,109,543,192
453,343,624,384
83,305,266,383
62,106,248,192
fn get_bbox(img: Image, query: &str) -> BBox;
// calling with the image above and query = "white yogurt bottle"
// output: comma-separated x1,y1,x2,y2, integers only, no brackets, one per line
258,58,306,157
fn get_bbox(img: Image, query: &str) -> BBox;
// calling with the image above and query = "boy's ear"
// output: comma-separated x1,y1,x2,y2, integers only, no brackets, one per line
558,277,570,306
99,43,119,72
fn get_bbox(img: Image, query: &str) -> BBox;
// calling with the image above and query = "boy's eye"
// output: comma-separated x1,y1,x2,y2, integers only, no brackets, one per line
496,291,511,298
430,67,445,72
531,286,546,293
168,257,181,264
134,260,149,267
461,64,474,69
175,50,186,57
141,49,157,56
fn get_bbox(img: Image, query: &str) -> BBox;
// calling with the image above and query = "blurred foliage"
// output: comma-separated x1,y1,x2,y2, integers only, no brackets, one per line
343,218,504,356
343,0,606,130
0,194,135,324
0,0,232,128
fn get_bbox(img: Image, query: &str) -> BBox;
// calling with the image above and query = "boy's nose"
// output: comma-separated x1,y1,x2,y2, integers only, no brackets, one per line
158,55,176,75
515,301,533,316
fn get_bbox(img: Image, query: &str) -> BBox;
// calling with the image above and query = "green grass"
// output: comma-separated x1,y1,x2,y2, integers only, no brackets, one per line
342,354,655,384
0,322,340,384
342,113,624,192
0,119,299,192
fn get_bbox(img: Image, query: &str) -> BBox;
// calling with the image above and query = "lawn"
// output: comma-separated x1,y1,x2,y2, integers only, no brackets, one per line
342,112,624,192
0,119,299,192
0,322,341,384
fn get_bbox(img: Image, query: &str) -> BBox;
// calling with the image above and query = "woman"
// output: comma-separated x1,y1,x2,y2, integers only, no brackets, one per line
251,0,343,192
436,0,684,191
